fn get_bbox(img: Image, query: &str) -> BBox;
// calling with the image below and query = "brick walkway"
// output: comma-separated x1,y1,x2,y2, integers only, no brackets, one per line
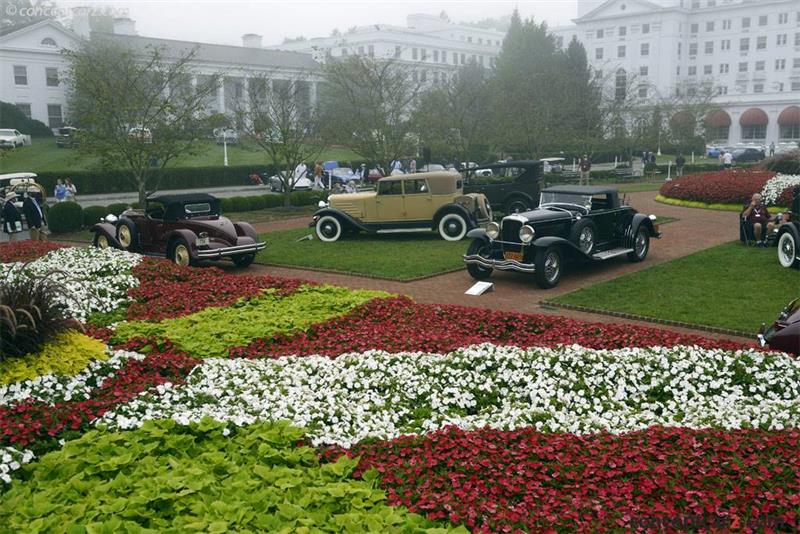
238,191,747,342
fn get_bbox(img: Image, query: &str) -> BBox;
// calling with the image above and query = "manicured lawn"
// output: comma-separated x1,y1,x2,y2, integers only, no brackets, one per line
550,241,797,333
0,138,361,173
617,182,665,193
256,227,466,280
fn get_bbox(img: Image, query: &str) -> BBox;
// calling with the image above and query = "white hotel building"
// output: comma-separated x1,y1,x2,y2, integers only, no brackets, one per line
552,0,800,147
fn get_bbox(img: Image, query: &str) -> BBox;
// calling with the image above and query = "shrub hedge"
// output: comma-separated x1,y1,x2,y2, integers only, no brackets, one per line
763,149,800,175
81,205,108,227
47,202,83,234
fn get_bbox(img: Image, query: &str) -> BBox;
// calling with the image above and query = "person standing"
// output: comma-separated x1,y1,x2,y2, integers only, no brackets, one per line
2,192,23,241
22,187,46,241
313,161,324,189
54,179,67,202
769,141,775,157
578,154,592,185
722,150,733,169
409,158,417,173
675,153,686,177
65,178,77,201
293,161,308,188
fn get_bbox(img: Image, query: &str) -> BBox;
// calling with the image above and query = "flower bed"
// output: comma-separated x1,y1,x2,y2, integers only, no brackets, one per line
761,173,800,206
0,332,107,385
659,168,779,206
0,241,66,263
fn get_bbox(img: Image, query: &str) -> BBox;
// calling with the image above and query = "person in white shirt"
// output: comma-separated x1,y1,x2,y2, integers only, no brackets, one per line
390,159,404,175
722,151,733,168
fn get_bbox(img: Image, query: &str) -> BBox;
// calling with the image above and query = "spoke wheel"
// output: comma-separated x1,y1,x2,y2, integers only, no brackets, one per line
627,227,650,262
172,241,191,266
534,246,562,289
93,233,109,249
778,232,798,268
578,227,594,254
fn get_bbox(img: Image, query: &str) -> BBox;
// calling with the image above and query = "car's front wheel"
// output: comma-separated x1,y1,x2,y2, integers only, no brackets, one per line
93,232,111,249
316,215,343,242
232,253,255,267
116,220,139,251
778,231,799,268
466,238,493,280
627,226,650,262
438,212,468,241
170,238,192,266
534,246,562,289
504,198,530,214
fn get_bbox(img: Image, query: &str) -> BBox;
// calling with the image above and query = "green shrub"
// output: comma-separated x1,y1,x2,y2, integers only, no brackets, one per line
82,205,108,227
0,419,445,532
246,195,267,210
219,197,234,213
291,190,327,206
106,203,131,216
763,149,800,175
47,202,84,234
264,194,283,208
229,196,250,212
0,101,53,137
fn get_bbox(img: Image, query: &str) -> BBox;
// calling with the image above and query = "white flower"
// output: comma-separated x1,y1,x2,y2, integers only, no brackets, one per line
761,173,800,206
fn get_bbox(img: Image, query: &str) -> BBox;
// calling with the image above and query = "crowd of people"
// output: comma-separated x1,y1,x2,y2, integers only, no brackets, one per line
2,187,48,242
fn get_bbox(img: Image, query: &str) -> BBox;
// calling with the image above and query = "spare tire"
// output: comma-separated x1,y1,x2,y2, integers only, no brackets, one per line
569,219,596,255
116,219,140,251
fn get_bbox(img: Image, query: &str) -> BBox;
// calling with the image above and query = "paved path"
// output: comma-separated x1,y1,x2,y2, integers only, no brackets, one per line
239,191,746,341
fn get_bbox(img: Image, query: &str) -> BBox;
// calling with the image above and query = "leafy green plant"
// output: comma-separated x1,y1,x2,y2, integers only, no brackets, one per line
81,205,109,227
112,285,388,358
0,419,456,532
106,203,131,216
0,332,107,384
46,202,84,234
0,270,77,359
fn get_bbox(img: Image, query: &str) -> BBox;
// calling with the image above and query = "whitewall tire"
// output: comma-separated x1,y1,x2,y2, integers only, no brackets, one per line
438,213,468,241
778,232,798,268
316,215,343,242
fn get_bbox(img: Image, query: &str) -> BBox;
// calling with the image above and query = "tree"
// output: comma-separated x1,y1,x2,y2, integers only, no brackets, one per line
232,73,323,206
413,62,492,165
64,38,219,204
319,55,422,173
664,81,720,152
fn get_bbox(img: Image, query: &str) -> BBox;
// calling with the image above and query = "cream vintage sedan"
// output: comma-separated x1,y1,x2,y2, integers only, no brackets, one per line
311,171,492,242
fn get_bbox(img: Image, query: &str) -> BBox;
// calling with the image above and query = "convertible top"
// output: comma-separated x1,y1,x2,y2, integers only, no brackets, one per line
542,185,618,196
147,192,219,206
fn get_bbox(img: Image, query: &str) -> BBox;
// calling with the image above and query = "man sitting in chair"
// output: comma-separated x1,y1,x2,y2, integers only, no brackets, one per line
742,193,775,247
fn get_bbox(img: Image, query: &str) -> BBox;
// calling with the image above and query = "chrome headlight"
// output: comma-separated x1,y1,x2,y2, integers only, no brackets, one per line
104,214,118,223
486,222,500,240
318,200,328,208
519,225,535,244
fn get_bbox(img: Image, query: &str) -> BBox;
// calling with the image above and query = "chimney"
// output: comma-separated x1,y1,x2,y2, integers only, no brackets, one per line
242,34,263,48
112,17,137,36
71,6,91,39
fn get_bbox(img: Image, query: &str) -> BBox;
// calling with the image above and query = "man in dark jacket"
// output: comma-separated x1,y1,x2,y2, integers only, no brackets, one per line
2,191,23,241
22,187,47,241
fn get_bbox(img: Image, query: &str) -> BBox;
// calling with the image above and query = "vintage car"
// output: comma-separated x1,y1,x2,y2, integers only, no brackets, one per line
0,173,46,210
55,127,80,148
461,160,544,214
776,186,800,269
268,173,312,192
759,298,800,356
311,171,492,242
463,185,660,288
91,193,265,267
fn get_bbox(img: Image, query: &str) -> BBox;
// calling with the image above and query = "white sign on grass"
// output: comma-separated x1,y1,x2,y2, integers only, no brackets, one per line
465,281,494,296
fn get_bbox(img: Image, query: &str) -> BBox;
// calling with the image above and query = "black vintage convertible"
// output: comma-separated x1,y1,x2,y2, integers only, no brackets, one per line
463,186,661,288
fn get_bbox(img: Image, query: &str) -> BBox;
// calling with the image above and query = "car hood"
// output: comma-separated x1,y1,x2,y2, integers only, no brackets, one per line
330,191,375,204
511,207,573,224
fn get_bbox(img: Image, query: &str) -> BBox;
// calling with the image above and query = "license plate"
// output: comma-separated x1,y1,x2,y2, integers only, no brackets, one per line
504,251,523,262
196,236,209,247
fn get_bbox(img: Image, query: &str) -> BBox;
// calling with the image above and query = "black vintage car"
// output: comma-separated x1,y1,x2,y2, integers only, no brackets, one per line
463,185,660,288
91,193,265,267
776,186,800,269
759,298,800,356
462,160,543,214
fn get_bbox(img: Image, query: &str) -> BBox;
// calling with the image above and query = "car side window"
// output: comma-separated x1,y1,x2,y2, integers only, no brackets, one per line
406,179,428,194
378,181,402,195
590,195,609,211
147,202,165,220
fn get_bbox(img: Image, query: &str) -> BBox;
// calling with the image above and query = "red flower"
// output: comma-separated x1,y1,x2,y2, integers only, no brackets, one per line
659,169,782,206
0,241,67,263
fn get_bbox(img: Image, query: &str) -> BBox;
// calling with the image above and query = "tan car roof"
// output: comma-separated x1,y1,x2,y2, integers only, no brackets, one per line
377,171,461,195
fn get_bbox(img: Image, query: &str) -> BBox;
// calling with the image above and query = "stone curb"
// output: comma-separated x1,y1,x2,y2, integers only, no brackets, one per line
254,261,465,283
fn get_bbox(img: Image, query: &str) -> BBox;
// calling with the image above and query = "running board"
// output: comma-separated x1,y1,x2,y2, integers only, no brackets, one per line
376,228,431,234
591,248,633,261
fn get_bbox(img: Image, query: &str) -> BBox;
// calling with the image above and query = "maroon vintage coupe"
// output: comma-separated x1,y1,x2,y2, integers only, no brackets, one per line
759,298,800,356
91,193,265,267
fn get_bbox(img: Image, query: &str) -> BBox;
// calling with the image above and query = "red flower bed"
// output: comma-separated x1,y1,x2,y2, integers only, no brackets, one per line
324,426,800,532
659,169,783,206
230,296,752,358
0,340,199,451
0,241,66,263
127,258,307,321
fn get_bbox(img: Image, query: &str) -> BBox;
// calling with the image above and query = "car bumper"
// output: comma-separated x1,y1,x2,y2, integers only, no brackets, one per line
196,242,266,259
463,254,536,274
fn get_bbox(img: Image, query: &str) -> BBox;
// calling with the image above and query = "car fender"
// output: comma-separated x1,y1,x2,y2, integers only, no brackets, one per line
166,229,202,259
778,222,800,243
629,214,659,243
466,228,489,241
432,203,474,230
234,221,258,241
312,208,369,232
91,222,122,248
532,235,585,255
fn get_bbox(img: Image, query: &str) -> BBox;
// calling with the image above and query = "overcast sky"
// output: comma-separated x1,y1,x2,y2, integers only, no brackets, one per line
58,1,581,46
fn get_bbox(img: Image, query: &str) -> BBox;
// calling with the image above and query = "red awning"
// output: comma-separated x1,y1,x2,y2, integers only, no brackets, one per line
704,110,731,127
739,108,769,126
778,106,800,125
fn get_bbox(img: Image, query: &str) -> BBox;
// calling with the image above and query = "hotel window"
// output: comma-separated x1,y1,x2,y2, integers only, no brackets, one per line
692,0,700,7
394,46,401,58
779,13,788,24
758,15,767,26
776,59,786,70
441,50,447,63
368,45,374,57
678,42,682,55
753,83,763,93
618,26,626,36
689,66,697,76
706,21,714,32
756,36,766,49
676,66,681,75
638,85,647,98
722,20,731,30
412,71,418,82
721,39,730,51
642,23,650,34
777,34,787,46
707,0,716,6
689,42,698,55
719,63,729,73
717,86,727,95
433,50,439,62
742,17,750,29
705,41,713,54
420,70,427,82
596,47,604,59
796,33,800,46
690,23,699,34
433,71,439,83
13,65,27,85
738,62,748,72
467,36,472,43
596,29,604,38
412,48,418,60
740,38,749,51
639,66,648,75
357,46,364,55
703,64,713,74
794,58,800,68
421,49,427,61
460,53,465,64
15,103,31,118
617,45,626,58
47,104,63,128
755,60,765,71
45,67,58,86
640,43,649,56
792,81,800,91
341,48,348,56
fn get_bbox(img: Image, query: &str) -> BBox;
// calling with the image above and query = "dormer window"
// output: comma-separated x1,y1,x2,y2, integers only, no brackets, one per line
41,37,57,46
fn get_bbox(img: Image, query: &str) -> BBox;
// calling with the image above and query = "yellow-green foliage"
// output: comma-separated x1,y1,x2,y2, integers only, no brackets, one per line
113,285,389,358
0,332,108,385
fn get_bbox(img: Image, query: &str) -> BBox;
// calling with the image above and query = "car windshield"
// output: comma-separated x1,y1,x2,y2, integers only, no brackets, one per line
0,130,15,135
540,192,592,208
